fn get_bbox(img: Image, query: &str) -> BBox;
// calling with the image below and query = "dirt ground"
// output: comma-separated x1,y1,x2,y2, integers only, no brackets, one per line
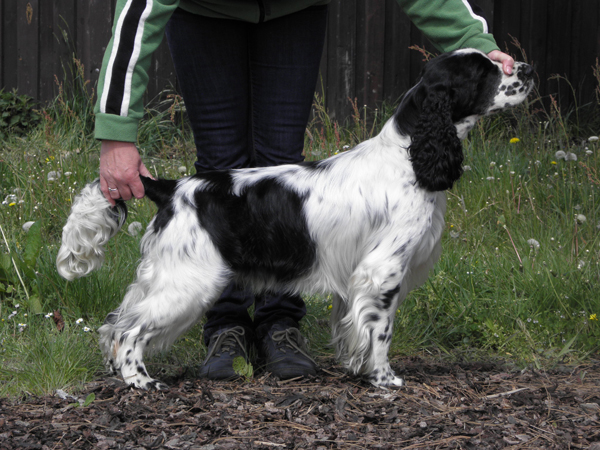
1,357,599,449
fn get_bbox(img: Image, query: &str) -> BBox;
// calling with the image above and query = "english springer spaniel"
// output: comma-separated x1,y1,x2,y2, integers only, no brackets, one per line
57,49,534,389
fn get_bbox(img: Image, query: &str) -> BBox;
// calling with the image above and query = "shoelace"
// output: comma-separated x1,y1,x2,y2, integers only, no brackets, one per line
270,328,316,364
204,326,247,360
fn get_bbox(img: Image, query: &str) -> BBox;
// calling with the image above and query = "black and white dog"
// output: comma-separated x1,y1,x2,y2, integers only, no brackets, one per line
57,49,533,389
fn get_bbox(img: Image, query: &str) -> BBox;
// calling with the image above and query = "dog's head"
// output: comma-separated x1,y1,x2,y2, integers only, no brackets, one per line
395,49,534,192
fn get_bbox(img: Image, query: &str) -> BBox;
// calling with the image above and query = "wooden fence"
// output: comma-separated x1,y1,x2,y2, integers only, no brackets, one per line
1,0,599,122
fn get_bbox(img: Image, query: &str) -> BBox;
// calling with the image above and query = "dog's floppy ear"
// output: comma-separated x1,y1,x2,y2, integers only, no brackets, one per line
408,87,463,192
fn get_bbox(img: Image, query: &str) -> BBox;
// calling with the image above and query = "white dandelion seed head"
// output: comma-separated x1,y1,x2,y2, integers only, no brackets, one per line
565,152,577,161
128,221,143,236
555,150,566,160
463,165,472,171
47,171,61,182
178,166,187,174
527,239,540,250
576,214,587,224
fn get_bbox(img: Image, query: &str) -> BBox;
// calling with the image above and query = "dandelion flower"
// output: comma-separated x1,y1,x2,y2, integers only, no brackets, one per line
555,150,566,160
3,194,17,205
590,314,598,321
509,137,520,144
8,202,16,207
327,304,332,310
551,161,557,165
128,221,143,236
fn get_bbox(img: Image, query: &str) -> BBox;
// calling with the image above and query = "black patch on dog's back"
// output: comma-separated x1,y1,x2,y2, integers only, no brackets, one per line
193,171,317,282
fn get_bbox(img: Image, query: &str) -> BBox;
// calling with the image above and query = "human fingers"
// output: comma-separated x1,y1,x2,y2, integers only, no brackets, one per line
488,50,514,75
100,140,142,201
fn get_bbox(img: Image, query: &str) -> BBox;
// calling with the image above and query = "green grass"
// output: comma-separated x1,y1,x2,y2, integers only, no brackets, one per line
1,63,599,397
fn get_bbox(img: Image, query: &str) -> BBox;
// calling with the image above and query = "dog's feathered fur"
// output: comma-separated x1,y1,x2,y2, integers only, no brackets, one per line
57,49,534,389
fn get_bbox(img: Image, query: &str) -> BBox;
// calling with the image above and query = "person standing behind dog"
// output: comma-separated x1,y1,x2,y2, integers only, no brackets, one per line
95,0,514,381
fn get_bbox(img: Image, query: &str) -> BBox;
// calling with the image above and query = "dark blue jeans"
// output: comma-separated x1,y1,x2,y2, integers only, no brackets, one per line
165,6,328,344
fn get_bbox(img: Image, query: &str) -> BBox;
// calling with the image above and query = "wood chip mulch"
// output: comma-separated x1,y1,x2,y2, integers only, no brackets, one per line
1,357,599,449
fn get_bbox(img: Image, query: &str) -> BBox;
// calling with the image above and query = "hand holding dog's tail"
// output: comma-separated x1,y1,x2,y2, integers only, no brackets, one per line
56,180,127,280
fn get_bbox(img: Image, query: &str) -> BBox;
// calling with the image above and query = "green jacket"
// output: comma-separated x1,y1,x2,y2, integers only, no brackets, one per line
94,0,500,142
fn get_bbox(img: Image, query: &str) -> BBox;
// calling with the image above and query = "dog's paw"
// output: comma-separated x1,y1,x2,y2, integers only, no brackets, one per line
367,367,405,389
105,359,118,376
125,374,169,391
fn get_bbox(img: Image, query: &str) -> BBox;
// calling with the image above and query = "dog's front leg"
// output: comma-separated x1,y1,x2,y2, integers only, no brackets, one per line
116,326,167,390
333,254,406,388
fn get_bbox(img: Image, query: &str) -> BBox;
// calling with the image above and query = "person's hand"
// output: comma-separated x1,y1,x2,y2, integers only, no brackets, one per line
487,50,514,75
99,140,153,205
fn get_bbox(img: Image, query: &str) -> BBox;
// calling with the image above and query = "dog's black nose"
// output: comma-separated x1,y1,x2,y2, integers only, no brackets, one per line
520,64,534,78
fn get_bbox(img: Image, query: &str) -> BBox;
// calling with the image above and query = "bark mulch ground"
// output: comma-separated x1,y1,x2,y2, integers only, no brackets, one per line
1,357,599,449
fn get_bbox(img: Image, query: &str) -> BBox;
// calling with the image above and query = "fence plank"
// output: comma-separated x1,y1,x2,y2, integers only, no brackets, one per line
356,0,385,114
325,0,357,121
570,0,598,108
382,1,412,106
76,0,113,98
16,0,39,98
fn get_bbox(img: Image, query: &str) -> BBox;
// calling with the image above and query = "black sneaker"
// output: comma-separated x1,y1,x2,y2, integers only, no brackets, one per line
261,324,317,379
198,326,249,380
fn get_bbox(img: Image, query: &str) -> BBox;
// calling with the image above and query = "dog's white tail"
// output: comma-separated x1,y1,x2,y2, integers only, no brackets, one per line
56,180,127,280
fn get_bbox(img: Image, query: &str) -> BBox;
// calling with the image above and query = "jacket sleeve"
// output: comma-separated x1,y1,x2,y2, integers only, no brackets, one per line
397,0,500,54
94,0,180,142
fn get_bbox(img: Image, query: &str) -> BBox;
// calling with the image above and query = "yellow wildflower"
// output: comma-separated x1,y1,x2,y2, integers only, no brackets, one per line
8,202,16,207
509,137,520,144
590,313,598,321
551,161,557,165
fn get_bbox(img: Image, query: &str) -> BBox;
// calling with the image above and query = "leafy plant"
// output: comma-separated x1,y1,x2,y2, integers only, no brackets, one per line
232,356,254,380
0,221,43,314
0,89,42,140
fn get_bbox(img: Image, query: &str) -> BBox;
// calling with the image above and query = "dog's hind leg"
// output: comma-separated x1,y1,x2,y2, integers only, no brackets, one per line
99,248,231,389
332,253,406,389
